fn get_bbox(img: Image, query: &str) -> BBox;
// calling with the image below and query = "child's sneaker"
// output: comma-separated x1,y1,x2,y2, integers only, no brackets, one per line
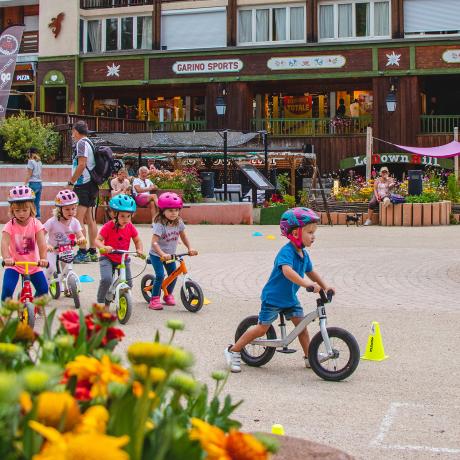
88,250,99,262
304,353,328,368
163,294,175,306
224,345,241,373
149,296,163,310
364,219,372,226
73,250,90,264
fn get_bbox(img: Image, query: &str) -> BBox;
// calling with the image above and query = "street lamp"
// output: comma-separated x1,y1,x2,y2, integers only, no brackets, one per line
386,79,397,112
215,93,228,201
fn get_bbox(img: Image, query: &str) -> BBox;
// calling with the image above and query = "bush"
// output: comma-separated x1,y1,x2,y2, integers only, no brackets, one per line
447,174,459,203
0,111,60,163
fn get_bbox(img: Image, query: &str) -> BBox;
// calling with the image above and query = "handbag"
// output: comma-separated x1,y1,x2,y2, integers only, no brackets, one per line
389,193,405,204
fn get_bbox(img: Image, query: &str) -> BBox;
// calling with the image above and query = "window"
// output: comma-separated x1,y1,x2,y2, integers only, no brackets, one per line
81,16,152,53
318,1,390,41
238,4,306,45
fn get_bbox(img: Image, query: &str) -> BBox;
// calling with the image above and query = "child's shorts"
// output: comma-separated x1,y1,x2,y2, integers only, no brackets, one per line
258,301,304,325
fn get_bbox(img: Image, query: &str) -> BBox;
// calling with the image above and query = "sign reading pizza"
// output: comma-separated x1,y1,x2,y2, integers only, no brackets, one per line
172,59,243,74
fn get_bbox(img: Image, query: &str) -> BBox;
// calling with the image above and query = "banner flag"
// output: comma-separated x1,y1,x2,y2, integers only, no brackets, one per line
0,26,25,118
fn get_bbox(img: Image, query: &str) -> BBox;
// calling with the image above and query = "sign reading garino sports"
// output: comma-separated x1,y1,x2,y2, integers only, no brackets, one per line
172,59,243,74
0,26,25,118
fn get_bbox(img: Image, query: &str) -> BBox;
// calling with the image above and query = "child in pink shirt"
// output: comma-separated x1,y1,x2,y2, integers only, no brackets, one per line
1,186,48,302
94,194,143,305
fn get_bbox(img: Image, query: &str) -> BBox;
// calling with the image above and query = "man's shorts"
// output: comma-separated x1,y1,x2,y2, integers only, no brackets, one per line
74,181,99,208
258,301,304,325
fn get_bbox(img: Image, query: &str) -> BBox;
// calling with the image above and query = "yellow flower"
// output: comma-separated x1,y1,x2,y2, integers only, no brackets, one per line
127,342,176,367
29,420,129,460
189,418,269,460
65,355,129,399
20,391,32,413
36,392,81,432
132,364,167,383
75,405,109,434
132,380,156,399
13,323,36,343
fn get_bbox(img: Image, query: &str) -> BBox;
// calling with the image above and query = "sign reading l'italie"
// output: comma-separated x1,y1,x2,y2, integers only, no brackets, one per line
267,55,346,70
172,59,243,74
442,50,460,63
340,154,453,170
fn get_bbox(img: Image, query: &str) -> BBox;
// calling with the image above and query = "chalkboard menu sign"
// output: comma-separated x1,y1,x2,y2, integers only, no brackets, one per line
237,164,274,190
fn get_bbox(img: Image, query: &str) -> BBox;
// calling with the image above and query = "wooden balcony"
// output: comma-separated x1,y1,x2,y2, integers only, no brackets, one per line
420,115,460,134
251,116,372,137
19,31,38,54
80,0,153,8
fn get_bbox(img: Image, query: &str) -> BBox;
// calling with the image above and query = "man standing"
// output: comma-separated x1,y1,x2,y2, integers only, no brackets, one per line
67,120,99,263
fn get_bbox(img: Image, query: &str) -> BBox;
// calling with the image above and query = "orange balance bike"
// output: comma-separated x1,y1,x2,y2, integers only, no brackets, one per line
141,253,204,312
1,261,45,328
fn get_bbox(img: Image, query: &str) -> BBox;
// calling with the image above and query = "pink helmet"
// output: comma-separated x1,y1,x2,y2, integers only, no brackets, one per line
157,192,183,210
55,189,79,207
8,185,35,203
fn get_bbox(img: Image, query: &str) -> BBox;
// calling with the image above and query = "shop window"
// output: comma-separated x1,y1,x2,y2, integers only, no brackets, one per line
121,17,133,50
319,0,390,41
238,4,306,45
136,16,152,49
106,18,118,51
87,20,102,52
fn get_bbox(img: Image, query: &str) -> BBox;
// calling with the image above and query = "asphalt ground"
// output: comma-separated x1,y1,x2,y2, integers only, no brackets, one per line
11,224,460,459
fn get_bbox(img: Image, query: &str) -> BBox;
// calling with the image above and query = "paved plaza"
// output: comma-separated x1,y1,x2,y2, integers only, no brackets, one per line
30,224,460,459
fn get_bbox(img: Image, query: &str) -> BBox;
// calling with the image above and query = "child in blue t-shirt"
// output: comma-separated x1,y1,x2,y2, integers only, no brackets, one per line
225,207,334,373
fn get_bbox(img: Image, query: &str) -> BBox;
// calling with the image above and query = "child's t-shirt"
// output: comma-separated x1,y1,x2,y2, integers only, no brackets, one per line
2,218,44,275
261,242,313,308
99,221,138,264
150,221,185,257
44,216,82,248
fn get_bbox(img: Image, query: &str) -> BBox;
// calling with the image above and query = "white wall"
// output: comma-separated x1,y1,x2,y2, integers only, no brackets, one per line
39,0,79,57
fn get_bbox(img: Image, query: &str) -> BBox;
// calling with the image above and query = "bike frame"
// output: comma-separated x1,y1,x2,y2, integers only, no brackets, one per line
161,256,191,297
251,294,334,356
106,251,136,305
17,261,38,304
51,249,80,295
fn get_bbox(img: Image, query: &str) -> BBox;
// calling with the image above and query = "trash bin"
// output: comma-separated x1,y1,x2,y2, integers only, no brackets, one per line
200,171,215,199
408,170,423,195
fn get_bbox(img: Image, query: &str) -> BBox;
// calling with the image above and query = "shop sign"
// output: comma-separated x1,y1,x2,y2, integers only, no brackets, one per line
283,95,312,118
43,70,66,85
340,154,453,170
442,50,460,63
13,70,33,83
267,55,346,71
172,59,243,74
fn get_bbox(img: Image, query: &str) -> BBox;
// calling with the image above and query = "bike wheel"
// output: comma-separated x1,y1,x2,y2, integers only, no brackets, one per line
235,316,276,367
21,302,35,329
67,274,80,309
117,291,132,324
141,274,155,303
308,327,360,381
180,281,204,313
49,274,61,300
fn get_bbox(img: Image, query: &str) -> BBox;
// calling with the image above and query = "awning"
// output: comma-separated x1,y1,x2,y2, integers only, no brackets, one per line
394,141,460,158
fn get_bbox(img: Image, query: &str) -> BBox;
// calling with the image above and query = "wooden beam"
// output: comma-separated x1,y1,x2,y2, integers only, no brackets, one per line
153,0,161,50
227,0,237,47
306,0,316,43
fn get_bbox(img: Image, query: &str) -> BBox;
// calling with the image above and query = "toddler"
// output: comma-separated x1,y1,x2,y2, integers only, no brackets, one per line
225,207,334,373
149,192,197,310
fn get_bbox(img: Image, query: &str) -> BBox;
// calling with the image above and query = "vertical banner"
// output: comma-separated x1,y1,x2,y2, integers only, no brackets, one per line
0,26,25,118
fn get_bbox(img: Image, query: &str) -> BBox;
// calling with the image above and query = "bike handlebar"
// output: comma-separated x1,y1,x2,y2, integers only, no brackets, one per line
100,248,146,259
306,287,334,303
2,260,49,268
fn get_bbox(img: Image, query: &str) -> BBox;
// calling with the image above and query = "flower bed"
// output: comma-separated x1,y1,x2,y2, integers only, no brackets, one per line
148,167,202,203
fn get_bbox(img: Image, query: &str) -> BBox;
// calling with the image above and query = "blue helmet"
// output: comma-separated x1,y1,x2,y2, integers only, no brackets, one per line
109,194,136,213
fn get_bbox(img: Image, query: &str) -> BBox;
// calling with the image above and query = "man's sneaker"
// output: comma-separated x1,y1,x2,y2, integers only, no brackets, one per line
364,219,372,226
149,296,163,310
73,251,90,264
163,294,175,306
88,251,99,262
304,353,328,368
224,345,241,373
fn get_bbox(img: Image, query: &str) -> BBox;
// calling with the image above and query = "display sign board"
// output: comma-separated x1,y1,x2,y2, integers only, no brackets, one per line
267,55,346,71
340,154,453,170
172,59,243,74
13,70,33,83
237,163,274,190
442,50,460,63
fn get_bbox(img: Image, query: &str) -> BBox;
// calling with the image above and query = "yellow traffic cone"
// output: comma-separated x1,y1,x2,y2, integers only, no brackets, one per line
361,321,388,361
271,424,285,436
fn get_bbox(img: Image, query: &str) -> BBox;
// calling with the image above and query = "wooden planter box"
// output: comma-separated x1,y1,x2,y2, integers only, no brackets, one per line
380,201,451,226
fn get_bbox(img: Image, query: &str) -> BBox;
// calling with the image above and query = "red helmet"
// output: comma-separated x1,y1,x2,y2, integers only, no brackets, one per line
157,192,183,210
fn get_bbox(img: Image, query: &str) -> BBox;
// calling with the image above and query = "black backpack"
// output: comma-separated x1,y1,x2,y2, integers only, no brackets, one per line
84,138,114,186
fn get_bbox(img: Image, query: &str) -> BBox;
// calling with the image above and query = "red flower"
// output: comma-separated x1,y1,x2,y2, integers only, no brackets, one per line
106,327,125,342
59,311,80,337
74,379,92,401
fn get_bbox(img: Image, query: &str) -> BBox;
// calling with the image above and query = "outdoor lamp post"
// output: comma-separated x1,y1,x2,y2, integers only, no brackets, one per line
215,94,228,201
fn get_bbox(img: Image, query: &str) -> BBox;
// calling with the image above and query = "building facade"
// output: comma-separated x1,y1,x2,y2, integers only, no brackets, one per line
9,0,460,171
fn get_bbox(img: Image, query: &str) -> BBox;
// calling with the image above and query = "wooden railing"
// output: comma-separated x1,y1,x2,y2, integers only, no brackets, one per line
420,115,460,134
148,120,207,131
19,31,38,54
80,0,154,8
251,117,372,137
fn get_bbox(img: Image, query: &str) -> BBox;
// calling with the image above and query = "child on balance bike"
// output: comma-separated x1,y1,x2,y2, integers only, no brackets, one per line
225,207,334,373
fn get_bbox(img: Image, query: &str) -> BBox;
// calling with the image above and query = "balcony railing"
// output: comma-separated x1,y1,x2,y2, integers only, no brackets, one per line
420,115,460,134
251,117,371,137
147,120,207,132
19,31,38,54
80,0,153,8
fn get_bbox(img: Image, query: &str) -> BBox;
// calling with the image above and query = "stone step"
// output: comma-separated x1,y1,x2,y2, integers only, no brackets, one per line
0,164,71,182
0,182,68,201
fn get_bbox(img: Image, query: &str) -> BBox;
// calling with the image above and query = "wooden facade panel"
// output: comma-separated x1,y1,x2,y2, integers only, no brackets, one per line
378,47,409,70
416,45,460,69
150,49,372,80
83,60,145,82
